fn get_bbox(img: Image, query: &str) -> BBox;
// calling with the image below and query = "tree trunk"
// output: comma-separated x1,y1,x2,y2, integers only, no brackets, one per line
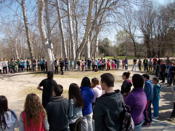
21,0,34,60
38,0,55,71
75,0,94,60
67,0,75,60
55,0,67,59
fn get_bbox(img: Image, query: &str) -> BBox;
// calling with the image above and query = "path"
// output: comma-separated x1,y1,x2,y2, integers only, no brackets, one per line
143,120,175,131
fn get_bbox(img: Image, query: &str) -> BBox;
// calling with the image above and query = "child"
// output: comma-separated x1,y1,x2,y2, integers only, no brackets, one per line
68,83,84,131
0,96,18,131
142,74,153,126
91,78,103,104
152,77,161,119
46,84,69,131
19,93,49,131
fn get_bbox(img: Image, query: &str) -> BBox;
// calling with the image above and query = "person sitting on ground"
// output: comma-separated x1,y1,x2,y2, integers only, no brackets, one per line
152,77,161,119
68,83,84,131
0,96,18,131
93,73,124,131
121,72,132,99
91,78,103,104
80,77,94,131
19,93,49,131
46,84,69,131
37,71,58,108
125,74,147,131
142,74,153,126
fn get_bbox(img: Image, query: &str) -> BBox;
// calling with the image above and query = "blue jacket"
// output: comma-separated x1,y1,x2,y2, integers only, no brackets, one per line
153,84,161,101
144,80,153,101
81,86,94,116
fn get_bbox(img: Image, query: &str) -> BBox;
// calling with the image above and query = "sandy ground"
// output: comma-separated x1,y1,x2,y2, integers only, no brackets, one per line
0,70,175,124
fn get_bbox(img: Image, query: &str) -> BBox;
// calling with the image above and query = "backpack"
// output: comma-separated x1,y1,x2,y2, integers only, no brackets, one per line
74,117,84,131
120,104,134,131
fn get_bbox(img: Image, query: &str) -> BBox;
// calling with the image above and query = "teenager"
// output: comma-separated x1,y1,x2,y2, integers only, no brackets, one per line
143,57,148,72
37,71,58,108
121,72,132,99
81,60,85,71
160,61,166,83
59,58,64,75
91,78,103,104
142,74,153,126
93,73,124,131
125,74,147,131
68,83,84,131
64,58,69,71
148,58,153,72
152,77,161,119
124,58,128,70
0,96,18,131
46,84,69,131
80,77,94,131
138,59,142,71
19,93,49,131
54,59,59,74
106,60,111,70
132,59,137,71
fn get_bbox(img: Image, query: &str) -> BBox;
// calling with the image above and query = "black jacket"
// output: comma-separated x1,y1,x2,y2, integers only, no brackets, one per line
46,96,69,131
93,92,124,131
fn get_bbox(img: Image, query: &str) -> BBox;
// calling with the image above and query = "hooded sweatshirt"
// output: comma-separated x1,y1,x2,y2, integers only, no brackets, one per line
93,92,124,131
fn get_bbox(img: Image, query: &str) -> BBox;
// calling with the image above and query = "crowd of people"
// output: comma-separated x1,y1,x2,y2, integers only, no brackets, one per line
1,57,175,84
131,57,175,87
0,71,164,131
0,58,121,74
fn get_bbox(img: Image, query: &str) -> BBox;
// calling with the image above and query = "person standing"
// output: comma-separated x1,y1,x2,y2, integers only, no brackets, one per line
125,74,147,131
91,78,103,104
121,72,132,99
19,93,49,131
46,84,69,131
80,77,94,131
68,83,84,131
37,71,58,108
0,96,18,131
93,73,124,131
148,58,153,72
160,60,166,84
64,58,69,71
59,58,64,75
152,77,161,119
143,57,148,72
138,59,142,71
142,74,153,126
54,59,59,74
132,58,137,71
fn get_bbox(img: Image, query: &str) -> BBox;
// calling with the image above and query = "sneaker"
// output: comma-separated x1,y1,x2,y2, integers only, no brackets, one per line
153,116,159,120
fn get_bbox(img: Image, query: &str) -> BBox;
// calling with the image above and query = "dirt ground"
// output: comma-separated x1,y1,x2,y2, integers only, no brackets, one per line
0,70,174,123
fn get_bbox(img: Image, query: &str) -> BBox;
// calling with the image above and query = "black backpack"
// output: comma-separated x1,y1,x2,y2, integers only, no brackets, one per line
120,104,134,131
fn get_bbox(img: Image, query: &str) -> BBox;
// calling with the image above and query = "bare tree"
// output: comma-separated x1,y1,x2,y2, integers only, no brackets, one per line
38,0,55,71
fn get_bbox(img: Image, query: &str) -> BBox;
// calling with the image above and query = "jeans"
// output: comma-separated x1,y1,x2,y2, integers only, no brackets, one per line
82,114,93,131
153,98,160,117
144,101,152,124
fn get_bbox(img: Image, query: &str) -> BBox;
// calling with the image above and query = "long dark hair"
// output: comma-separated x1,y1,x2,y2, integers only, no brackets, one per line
69,83,83,107
81,77,91,87
0,96,8,129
